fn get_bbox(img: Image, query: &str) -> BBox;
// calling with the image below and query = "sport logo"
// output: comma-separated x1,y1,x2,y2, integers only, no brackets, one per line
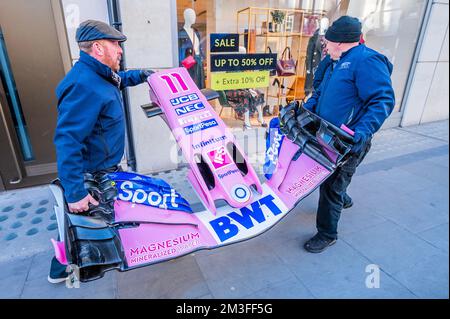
207,146,232,169
118,181,179,209
183,119,218,135
175,102,206,116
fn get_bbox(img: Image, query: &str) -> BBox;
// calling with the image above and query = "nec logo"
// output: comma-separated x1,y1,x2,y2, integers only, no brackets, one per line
175,102,205,116
178,110,212,125
209,195,282,242
170,93,199,106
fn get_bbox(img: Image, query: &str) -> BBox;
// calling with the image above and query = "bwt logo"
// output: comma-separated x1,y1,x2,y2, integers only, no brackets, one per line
170,93,199,106
209,195,282,242
178,110,212,125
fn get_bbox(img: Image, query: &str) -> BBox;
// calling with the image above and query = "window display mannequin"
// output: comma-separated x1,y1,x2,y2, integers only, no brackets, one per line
178,8,205,89
304,17,329,95
183,8,200,54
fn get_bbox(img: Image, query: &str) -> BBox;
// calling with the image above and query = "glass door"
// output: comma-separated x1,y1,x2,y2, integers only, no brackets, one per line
0,0,70,190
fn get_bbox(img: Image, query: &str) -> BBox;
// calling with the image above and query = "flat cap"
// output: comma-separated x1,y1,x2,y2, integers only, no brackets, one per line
76,20,127,43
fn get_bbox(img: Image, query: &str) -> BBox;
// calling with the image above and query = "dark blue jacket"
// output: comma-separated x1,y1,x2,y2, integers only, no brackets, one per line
312,54,332,92
304,44,395,137
54,51,145,203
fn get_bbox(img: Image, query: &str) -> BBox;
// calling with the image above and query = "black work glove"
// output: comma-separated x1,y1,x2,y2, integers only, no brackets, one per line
351,131,371,155
140,69,155,82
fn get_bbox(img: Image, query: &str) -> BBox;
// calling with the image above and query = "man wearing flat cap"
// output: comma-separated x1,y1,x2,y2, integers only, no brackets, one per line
301,16,395,253
49,20,153,283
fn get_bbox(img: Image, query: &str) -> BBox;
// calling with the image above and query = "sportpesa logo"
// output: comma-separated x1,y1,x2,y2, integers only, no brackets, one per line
184,119,218,135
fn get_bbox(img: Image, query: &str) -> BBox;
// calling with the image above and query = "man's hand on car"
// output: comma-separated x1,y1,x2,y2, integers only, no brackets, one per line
68,194,99,213
140,69,154,81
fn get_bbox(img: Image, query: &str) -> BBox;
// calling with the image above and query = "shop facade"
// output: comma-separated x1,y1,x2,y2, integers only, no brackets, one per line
0,0,448,190
115,0,447,174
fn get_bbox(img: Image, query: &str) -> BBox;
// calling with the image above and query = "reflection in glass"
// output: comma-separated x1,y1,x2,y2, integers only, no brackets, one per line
0,28,34,161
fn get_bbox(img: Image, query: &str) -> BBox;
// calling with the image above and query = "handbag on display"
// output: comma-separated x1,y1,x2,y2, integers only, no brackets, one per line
276,47,297,76
182,54,196,69
182,34,197,70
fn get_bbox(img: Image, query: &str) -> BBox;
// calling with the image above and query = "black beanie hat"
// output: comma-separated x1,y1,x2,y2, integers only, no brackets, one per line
325,16,362,43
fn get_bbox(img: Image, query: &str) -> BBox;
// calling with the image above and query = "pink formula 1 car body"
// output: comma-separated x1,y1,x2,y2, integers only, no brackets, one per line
50,68,354,282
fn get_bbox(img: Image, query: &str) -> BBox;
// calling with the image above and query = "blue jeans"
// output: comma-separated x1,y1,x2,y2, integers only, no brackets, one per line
316,140,371,240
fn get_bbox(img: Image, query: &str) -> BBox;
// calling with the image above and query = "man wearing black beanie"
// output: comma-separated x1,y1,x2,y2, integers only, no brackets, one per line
302,16,395,253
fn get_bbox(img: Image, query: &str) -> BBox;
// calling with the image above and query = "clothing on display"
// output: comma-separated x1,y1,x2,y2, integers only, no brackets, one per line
304,28,327,95
178,28,205,89
224,89,265,118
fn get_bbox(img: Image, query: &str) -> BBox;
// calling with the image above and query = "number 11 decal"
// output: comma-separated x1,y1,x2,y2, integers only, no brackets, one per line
160,73,189,94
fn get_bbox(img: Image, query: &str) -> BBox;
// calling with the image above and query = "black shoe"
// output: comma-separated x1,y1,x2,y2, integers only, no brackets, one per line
48,256,71,284
303,233,337,253
48,268,72,284
343,194,353,209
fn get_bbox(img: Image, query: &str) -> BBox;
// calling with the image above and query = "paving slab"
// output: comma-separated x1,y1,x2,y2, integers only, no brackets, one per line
271,237,416,298
20,270,117,299
417,223,449,253
0,257,32,298
242,276,314,299
116,254,210,299
392,253,449,298
0,186,58,264
343,221,443,275
195,240,295,298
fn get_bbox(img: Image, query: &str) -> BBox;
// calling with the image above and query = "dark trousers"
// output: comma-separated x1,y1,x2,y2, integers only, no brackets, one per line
50,165,121,277
316,140,371,240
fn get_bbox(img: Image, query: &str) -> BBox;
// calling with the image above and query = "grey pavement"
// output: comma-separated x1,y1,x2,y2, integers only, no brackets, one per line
0,120,448,299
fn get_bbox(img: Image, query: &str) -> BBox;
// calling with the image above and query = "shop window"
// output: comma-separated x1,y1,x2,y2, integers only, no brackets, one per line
176,0,426,130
